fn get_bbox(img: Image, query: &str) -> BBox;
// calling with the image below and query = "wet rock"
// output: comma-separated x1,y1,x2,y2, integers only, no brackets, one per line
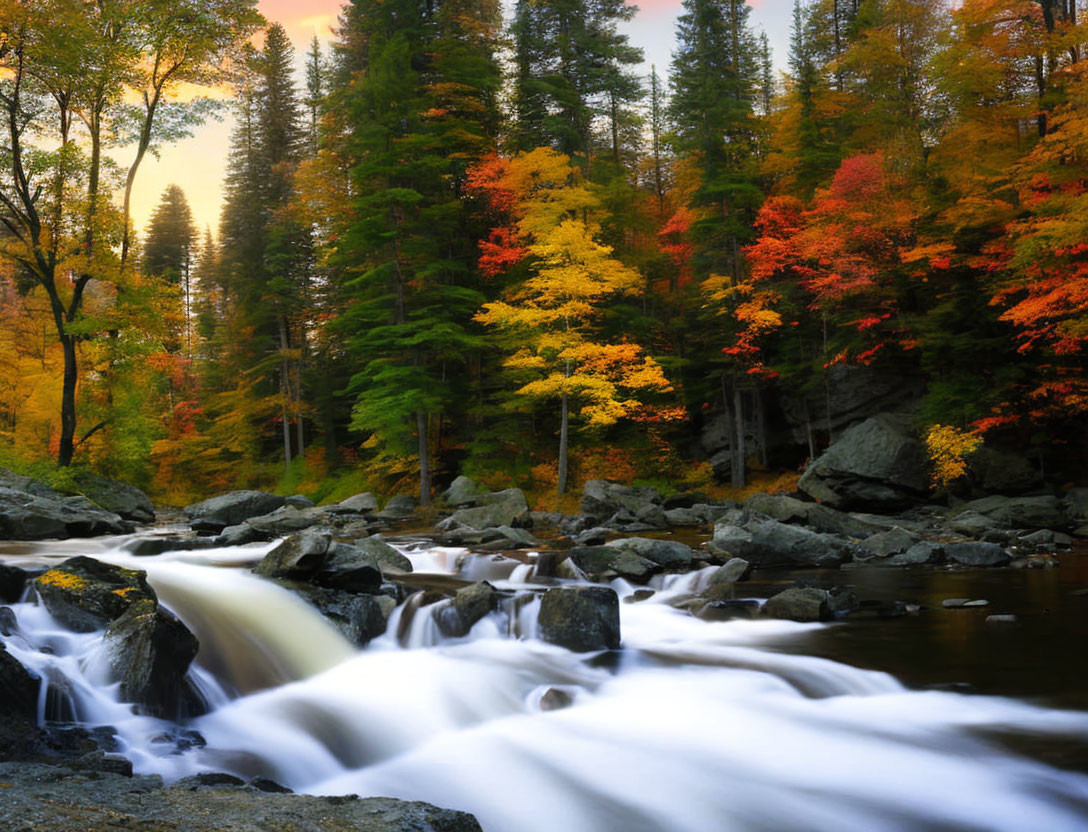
859,526,919,558
569,545,659,582
103,600,201,719
455,582,496,630
538,586,621,652
665,507,705,526
122,535,219,557
0,485,128,541
0,562,27,603
580,480,667,530
1062,487,1088,525
184,490,286,531
538,688,573,711
826,586,859,614
314,543,383,594
944,542,1012,567
573,526,612,545
1017,528,1056,546
0,606,17,636
216,523,261,546
250,777,293,794
254,530,331,580
178,772,247,788
945,510,999,537
711,557,752,585
797,414,929,510
335,492,379,513
884,541,944,566
246,505,328,536
289,585,391,647
66,751,133,777
963,599,989,607
356,538,413,573
604,537,694,568
763,587,831,622
986,614,1017,625
33,557,156,632
624,589,656,603
285,495,315,509
695,599,761,621
0,642,39,721
942,598,970,608
441,476,488,507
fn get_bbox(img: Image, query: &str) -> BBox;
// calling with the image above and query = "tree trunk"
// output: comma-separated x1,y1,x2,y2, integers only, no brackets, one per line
557,390,570,497
417,410,431,506
57,335,78,467
279,318,292,470
755,386,768,467
732,380,746,489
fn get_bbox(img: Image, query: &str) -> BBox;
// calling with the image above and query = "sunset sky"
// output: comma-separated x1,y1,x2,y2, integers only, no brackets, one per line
130,0,788,239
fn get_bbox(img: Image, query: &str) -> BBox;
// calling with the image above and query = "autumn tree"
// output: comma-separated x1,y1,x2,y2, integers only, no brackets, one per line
469,149,671,495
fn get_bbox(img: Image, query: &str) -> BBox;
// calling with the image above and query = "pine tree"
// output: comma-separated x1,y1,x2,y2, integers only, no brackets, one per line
335,0,502,504
142,185,197,354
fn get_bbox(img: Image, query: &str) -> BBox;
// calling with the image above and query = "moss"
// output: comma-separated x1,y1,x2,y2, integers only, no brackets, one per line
36,570,88,591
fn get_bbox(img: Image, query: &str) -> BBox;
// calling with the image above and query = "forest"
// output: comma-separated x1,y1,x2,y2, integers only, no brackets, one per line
0,0,1086,508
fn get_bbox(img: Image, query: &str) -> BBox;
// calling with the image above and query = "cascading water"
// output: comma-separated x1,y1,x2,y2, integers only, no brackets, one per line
3,533,1088,831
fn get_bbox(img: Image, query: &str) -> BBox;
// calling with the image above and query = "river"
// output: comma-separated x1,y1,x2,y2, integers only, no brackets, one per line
2,530,1088,831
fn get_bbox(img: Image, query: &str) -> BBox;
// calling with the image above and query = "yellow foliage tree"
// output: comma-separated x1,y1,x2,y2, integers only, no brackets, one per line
473,149,672,495
925,424,983,487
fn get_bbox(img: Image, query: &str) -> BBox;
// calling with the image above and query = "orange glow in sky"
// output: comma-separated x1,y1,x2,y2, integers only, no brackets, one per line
130,0,784,242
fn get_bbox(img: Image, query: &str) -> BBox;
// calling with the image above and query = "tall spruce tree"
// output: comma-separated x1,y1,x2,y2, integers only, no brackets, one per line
335,0,502,504
142,185,197,354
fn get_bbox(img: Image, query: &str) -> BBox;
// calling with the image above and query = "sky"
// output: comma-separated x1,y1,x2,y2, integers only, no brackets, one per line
129,0,791,239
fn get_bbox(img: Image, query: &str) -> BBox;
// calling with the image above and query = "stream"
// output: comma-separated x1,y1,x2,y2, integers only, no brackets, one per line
3,531,1088,831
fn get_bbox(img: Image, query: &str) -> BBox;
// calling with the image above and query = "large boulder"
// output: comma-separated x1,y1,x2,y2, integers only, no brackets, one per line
538,586,621,652
440,476,489,507
569,546,660,582
780,364,923,445
288,585,393,647
579,480,667,530
943,542,1012,567
859,527,919,558
184,491,286,532
603,537,694,568
33,557,156,632
254,530,331,581
69,472,155,524
953,495,1065,531
762,587,832,622
435,582,497,638
437,488,530,531
967,447,1042,494
103,600,201,719
239,505,327,537
333,492,379,513
0,643,40,761
797,414,929,510
313,543,383,594
711,519,853,568
0,486,128,541
0,564,27,604
742,493,887,538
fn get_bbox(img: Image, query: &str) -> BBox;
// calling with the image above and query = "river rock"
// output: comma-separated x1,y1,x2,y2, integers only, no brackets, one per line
290,585,392,646
314,542,383,593
356,538,413,573
604,537,694,568
185,491,287,532
762,587,832,622
569,545,659,582
797,414,929,510
0,642,40,760
701,558,752,601
538,586,621,652
379,495,416,519
0,761,485,832
441,476,489,507
333,492,379,513
580,480,667,530
1062,487,1088,524
33,557,156,632
883,541,944,566
0,485,128,541
436,582,497,638
742,493,887,538
946,510,999,536
215,523,261,546
103,600,201,718
438,488,530,531
245,505,329,536
695,599,762,621
122,535,220,557
0,563,26,603
254,530,331,580
943,542,1012,567
743,520,855,568
67,472,155,523
859,526,919,558
955,495,1065,531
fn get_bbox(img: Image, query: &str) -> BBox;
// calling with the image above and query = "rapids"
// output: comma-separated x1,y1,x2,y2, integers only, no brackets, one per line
3,532,1088,831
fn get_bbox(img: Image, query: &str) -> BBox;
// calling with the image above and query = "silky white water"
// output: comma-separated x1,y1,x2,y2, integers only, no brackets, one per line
3,534,1088,831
